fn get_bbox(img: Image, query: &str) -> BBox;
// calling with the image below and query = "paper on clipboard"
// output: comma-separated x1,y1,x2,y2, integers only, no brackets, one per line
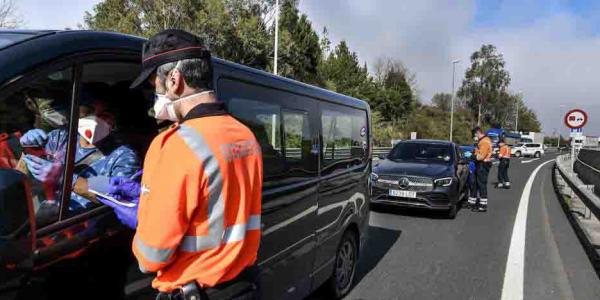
89,189,137,208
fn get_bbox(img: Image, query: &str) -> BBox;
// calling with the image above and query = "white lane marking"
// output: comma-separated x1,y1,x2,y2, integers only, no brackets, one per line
521,158,540,164
501,159,555,300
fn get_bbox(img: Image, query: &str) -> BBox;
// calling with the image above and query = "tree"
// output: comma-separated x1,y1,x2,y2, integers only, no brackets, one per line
431,93,452,111
457,44,511,125
273,0,322,85
0,0,21,29
319,40,373,99
372,58,416,121
84,0,272,69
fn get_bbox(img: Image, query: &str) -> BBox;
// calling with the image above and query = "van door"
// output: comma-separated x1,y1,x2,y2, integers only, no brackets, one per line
217,77,319,300
313,103,369,286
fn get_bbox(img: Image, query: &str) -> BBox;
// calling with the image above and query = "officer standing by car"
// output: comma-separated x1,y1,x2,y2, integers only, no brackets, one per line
497,140,511,189
471,127,492,212
97,29,263,300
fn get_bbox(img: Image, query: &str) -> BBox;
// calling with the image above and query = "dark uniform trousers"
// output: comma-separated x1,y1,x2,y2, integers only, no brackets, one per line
474,161,491,200
498,158,510,185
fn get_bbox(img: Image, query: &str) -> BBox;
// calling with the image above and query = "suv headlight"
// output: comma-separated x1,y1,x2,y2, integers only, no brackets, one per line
370,172,379,182
434,177,453,187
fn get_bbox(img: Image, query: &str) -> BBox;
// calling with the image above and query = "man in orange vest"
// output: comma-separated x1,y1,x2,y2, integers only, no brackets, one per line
98,30,263,300
471,127,493,212
497,140,511,189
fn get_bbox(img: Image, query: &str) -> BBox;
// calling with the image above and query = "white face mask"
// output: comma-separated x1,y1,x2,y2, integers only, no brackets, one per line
153,91,215,122
41,108,68,127
78,115,112,145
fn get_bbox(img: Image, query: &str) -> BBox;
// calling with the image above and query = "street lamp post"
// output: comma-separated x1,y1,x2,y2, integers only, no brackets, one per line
515,91,522,132
273,0,279,75
450,59,460,142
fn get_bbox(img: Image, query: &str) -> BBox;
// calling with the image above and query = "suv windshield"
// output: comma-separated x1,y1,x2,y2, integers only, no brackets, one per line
0,32,39,49
388,142,454,163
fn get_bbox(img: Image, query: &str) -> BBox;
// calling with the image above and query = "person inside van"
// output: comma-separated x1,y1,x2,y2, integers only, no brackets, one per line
19,84,141,215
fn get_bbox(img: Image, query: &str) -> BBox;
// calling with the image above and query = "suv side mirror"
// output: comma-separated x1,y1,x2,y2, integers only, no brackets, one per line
0,169,36,280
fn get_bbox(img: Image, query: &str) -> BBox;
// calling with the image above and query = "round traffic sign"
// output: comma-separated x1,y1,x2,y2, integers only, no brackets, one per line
564,109,588,129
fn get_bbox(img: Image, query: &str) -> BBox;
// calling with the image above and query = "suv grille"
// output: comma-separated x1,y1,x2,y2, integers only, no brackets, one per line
377,174,434,192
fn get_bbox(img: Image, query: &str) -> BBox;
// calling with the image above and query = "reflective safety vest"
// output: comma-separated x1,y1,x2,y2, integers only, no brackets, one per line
133,102,263,292
475,136,493,162
499,145,511,159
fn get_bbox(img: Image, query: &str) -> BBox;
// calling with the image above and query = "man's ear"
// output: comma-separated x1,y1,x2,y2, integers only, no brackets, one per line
171,69,185,95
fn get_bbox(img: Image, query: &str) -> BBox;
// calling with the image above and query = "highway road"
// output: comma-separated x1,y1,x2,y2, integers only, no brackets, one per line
309,154,600,300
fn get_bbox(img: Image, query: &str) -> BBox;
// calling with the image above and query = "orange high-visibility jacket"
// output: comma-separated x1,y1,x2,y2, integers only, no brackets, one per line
133,102,263,292
475,136,493,162
499,144,511,159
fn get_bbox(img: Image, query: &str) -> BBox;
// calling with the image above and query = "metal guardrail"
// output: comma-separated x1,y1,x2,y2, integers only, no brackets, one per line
554,154,600,275
574,148,600,198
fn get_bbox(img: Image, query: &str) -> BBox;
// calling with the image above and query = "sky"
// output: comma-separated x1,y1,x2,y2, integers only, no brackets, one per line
14,0,600,136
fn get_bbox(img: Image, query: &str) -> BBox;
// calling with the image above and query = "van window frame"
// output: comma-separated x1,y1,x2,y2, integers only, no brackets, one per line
0,50,141,236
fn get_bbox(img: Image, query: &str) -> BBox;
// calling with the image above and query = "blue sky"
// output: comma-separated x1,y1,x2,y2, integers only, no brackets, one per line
12,0,600,135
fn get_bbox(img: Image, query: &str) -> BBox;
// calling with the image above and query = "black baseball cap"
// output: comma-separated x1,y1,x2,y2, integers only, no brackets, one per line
130,29,211,89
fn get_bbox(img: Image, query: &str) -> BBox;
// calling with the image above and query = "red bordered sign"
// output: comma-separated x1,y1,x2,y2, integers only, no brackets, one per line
564,109,588,129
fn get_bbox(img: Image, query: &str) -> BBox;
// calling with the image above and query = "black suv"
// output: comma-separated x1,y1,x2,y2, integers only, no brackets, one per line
370,140,469,218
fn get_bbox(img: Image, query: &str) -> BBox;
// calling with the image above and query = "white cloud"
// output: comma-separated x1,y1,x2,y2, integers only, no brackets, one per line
298,0,600,136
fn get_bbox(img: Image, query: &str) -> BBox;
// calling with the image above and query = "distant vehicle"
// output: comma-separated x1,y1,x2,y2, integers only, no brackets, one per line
520,132,545,144
512,143,544,158
371,140,469,219
503,132,521,146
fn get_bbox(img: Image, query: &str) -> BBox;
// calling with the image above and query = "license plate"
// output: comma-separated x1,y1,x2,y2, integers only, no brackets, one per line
389,189,417,198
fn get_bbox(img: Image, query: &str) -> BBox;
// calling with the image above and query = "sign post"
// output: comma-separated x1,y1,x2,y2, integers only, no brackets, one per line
564,108,588,172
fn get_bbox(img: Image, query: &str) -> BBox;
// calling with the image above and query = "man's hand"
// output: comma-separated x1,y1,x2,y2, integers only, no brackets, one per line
108,170,143,199
20,129,48,146
23,154,62,183
97,196,139,229
96,170,143,229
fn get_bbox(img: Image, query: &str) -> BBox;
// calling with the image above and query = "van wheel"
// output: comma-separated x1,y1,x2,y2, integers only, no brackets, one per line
515,151,522,158
534,152,541,158
328,230,358,298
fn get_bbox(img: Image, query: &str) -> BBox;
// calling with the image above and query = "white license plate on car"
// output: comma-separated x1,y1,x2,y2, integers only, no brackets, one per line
389,189,417,198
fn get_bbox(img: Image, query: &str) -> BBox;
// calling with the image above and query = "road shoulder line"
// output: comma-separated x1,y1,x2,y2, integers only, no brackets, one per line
500,159,555,300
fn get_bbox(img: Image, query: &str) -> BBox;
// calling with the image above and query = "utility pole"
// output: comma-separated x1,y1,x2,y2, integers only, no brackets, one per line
273,0,279,76
450,59,460,142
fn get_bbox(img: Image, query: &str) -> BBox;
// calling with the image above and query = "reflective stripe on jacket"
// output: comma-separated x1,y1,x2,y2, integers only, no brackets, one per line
133,103,263,292
499,145,511,159
476,136,493,162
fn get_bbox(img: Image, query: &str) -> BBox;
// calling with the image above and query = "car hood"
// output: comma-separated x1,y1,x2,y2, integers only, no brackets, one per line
374,159,453,178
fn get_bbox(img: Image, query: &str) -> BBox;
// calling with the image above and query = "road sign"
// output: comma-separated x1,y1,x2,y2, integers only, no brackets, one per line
570,127,583,137
564,109,588,129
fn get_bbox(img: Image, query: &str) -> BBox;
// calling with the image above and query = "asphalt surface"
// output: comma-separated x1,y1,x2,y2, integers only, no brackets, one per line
309,153,600,300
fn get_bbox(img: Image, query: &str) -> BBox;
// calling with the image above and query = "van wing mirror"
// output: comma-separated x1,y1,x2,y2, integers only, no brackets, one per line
0,169,36,279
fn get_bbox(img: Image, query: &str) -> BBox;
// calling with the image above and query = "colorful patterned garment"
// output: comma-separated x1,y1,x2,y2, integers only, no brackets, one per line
43,128,141,210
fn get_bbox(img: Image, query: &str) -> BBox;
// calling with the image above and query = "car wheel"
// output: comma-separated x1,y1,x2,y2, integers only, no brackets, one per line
534,152,541,158
328,230,358,298
447,203,458,219
515,151,521,157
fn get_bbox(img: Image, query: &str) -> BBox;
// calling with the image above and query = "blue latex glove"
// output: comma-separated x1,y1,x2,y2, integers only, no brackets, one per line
23,154,62,183
108,170,143,200
97,196,139,229
96,170,143,229
20,129,48,146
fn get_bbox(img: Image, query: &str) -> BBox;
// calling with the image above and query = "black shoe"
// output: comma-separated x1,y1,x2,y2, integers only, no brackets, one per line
478,205,487,212
471,204,480,212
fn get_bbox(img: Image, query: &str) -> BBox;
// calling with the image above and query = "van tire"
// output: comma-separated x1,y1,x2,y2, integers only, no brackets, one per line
515,151,522,158
534,152,541,158
328,230,358,298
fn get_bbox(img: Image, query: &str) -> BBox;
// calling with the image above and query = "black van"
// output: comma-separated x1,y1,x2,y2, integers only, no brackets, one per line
0,30,371,300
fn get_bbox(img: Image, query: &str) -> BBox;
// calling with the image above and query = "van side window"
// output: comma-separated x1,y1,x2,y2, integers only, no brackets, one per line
321,106,368,172
0,67,74,228
229,98,315,185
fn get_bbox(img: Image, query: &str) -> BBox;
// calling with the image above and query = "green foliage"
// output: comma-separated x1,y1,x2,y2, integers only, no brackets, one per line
431,93,452,111
272,0,322,85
